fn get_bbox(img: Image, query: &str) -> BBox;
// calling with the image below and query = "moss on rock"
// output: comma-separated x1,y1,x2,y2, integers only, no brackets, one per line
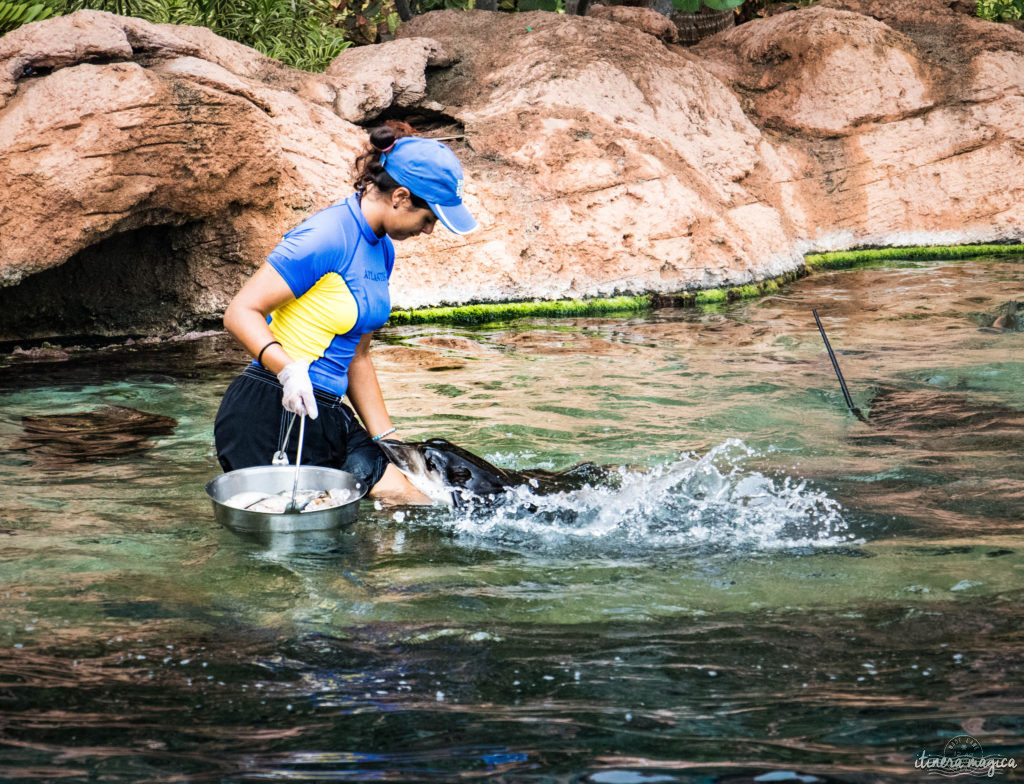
805,244,1024,269
387,295,654,326
386,270,805,327
695,288,728,304
382,245,1023,328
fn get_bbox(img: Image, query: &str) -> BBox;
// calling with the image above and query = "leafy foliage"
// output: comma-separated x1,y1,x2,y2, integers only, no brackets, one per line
670,0,742,13
36,0,352,71
0,1,54,35
976,0,1024,21
516,0,561,11
416,0,472,12
331,0,403,46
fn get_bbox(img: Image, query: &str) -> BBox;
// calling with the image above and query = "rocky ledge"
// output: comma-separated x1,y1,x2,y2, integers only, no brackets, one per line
0,0,1022,340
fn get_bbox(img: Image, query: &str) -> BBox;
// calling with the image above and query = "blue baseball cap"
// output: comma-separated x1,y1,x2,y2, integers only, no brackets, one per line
381,137,478,235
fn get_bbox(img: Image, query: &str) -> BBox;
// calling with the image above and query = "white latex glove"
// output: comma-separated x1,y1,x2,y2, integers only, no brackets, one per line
277,360,319,420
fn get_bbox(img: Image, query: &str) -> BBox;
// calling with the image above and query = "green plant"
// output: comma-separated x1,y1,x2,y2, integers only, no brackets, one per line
515,0,563,11
51,0,350,70
670,0,742,13
57,0,167,19
977,0,1023,21
0,0,54,34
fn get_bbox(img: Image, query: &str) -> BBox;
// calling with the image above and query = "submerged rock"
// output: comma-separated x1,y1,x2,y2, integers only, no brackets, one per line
17,405,178,462
991,301,1022,331
10,345,71,362
967,300,1022,331
854,386,1024,453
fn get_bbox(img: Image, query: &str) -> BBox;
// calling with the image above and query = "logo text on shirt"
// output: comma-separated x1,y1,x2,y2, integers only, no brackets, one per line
364,270,387,282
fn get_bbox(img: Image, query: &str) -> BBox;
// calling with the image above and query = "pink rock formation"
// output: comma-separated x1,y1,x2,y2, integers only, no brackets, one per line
0,11,366,338
0,1,1022,340
696,7,939,135
325,37,455,122
388,2,1024,308
695,0,1024,249
388,9,804,308
585,5,678,43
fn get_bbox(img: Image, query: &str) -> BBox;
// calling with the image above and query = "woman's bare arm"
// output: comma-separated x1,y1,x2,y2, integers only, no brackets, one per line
222,264,297,374
346,332,394,439
346,333,432,503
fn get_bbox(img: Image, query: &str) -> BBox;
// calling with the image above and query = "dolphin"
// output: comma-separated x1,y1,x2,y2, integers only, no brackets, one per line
377,438,608,506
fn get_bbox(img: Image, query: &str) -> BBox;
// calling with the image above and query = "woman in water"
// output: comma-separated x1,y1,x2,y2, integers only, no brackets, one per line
214,124,477,503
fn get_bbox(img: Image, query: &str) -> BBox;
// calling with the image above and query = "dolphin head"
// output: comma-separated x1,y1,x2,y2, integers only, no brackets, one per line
376,439,452,504
377,438,515,506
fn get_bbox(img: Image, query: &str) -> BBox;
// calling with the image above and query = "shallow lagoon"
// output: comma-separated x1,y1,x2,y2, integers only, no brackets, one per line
1,257,1022,782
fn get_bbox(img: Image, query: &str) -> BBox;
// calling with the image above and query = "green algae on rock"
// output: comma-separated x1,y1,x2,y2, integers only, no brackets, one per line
805,244,1024,270
656,271,801,309
386,271,805,327
387,295,654,326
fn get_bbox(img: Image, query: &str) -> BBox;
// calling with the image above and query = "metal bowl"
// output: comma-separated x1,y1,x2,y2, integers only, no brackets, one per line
206,465,366,534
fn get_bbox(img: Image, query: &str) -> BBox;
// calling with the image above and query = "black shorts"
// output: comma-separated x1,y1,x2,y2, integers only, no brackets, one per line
214,365,390,490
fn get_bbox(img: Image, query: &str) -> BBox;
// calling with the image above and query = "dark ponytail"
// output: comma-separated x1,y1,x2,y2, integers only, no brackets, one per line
354,121,431,209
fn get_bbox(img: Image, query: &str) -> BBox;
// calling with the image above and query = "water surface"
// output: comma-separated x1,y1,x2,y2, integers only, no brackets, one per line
1,257,1022,782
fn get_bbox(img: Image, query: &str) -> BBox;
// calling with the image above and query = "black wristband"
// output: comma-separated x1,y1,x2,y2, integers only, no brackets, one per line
256,340,281,367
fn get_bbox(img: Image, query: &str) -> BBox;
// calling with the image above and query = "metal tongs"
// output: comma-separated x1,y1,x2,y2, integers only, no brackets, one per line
247,412,310,513
272,413,298,466
284,415,308,513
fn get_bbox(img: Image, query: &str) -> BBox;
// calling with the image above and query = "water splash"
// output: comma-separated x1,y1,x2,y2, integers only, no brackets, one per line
435,440,856,554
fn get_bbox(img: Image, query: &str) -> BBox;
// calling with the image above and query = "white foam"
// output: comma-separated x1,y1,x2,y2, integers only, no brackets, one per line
436,439,856,553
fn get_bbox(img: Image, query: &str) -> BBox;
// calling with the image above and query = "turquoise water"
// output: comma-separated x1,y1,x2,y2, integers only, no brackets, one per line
1,258,1022,782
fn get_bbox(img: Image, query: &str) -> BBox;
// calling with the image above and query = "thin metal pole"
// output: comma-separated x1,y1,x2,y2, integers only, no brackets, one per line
286,415,306,513
813,309,866,422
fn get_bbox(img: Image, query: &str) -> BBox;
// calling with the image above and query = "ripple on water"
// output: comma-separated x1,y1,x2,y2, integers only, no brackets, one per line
1,260,1023,782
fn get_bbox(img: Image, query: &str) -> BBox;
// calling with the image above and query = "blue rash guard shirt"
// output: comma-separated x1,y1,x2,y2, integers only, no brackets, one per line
261,193,395,398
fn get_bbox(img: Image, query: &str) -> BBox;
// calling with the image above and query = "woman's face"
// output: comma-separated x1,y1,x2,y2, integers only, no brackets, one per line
385,189,438,241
